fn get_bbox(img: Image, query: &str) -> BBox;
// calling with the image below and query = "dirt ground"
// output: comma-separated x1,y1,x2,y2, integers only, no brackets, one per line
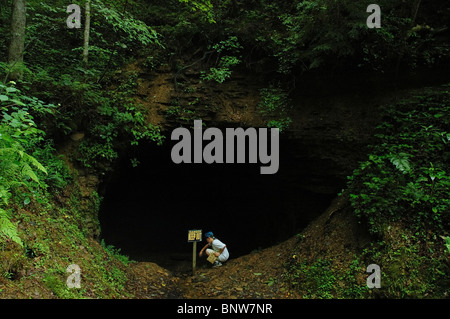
124,194,368,299
126,236,302,299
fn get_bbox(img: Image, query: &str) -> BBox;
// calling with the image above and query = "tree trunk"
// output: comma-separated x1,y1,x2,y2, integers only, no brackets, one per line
8,0,27,81
394,0,422,82
83,0,91,68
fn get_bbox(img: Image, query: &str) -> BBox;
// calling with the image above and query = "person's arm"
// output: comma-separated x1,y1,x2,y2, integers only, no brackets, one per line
199,243,210,257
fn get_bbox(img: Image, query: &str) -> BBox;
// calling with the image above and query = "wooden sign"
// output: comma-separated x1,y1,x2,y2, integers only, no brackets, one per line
188,229,202,242
188,229,202,274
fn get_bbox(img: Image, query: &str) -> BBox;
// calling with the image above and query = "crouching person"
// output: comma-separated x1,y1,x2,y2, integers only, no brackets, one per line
199,231,229,267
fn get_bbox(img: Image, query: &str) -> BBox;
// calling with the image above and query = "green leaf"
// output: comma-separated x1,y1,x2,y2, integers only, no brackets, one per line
443,237,450,253
389,153,411,174
11,99,26,106
22,163,40,183
6,87,18,93
0,209,23,247
23,153,48,175
0,95,8,102
0,186,10,205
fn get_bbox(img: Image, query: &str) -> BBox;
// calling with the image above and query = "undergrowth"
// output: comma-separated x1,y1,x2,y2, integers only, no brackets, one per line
285,85,450,299
0,81,135,299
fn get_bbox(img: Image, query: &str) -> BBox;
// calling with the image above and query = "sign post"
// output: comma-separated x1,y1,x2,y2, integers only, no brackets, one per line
188,229,202,275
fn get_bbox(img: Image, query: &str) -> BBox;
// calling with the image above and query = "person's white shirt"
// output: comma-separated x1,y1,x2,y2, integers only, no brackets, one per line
210,238,229,261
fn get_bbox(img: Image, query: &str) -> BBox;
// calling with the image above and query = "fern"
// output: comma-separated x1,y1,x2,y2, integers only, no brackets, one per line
22,163,40,183
0,82,51,248
389,153,411,174
0,134,46,248
23,152,48,175
0,208,23,247
0,147,47,184
0,185,9,205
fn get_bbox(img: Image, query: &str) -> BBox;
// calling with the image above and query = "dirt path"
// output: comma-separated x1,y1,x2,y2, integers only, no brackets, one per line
124,194,367,299
125,236,302,299
176,237,302,299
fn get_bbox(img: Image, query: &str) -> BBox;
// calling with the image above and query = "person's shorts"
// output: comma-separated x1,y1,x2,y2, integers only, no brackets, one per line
206,248,228,262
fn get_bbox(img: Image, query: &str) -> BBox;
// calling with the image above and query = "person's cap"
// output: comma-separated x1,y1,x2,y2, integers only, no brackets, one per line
205,231,214,239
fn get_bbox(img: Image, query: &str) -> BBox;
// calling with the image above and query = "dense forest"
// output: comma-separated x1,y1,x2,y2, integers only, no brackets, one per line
0,0,449,300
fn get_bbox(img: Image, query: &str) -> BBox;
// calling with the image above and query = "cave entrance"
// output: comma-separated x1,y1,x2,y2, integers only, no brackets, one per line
98,135,341,273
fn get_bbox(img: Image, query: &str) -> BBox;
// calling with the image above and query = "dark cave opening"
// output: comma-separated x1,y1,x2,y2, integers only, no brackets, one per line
98,134,343,272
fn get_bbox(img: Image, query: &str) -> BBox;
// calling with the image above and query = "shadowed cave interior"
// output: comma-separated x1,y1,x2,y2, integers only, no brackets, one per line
98,135,342,272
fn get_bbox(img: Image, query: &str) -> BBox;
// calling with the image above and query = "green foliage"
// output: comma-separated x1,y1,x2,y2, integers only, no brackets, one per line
211,35,243,54
294,259,336,298
178,0,215,23
388,153,411,174
361,238,449,298
0,84,48,246
285,257,368,298
165,101,199,124
347,87,450,235
258,85,292,132
18,0,161,83
201,36,242,83
0,209,23,247
187,0,449,76
101,239,131,266
443,236,450,254
43,273,75,298
0,81,73,246
77,140,118,169
33,142,73,190
94,2,161,48
201,64,232,84
74,71,165,170
343,87,450,296
1,0,448,300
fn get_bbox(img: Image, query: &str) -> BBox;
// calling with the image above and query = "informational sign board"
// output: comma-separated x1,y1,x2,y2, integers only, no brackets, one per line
188,229,202,242
188,229,202,274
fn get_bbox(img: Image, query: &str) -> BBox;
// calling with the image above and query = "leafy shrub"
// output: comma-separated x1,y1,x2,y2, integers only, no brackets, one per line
0,82,55,246
285,256,369,299
0,81,76,247
0,209,23,247
74,74,165,170
201,36,242,83
101,239,131,266
258,85,292,131
347,87,450,235
290,258,336,298
33,142,73,190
